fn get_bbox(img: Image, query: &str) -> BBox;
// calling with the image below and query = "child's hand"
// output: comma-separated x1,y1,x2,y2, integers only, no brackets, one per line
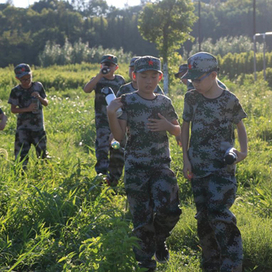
31,92,40,99
234,149,247,164
147,113,170,132
175,133,182,147
28,103,37,112
107,97,123,116
183,159,193,180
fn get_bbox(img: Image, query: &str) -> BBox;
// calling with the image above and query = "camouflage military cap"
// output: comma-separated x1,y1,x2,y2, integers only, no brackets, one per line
182,52,218,80
100,54,118,65
14,63,31,79
175,64,188,78
134,56,162,73
129,56,141,67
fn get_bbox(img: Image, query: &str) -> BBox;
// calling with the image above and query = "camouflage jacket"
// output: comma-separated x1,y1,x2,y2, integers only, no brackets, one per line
8,82,46,131
183,89,247,178
120,92,178,169
117,82,164,97
94,75,125,121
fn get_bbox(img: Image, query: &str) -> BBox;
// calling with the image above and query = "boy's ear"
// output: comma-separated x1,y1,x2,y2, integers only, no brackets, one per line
159,73,163,81
211,71,217,79
132,71,136,80
115,65,119,70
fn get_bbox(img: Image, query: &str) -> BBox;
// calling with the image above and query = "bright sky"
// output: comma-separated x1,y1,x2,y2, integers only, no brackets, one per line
0,0,141,9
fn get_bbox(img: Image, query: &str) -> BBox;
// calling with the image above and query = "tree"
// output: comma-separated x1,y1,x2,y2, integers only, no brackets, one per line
138,0,197,94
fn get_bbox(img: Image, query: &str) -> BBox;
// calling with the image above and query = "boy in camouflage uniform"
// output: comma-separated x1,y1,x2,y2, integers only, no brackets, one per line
114,56,165,178
8,63,49,167
83,55,125,185
107,56,181,271
181,52,247,272
116,56,164,97
0,108,7,130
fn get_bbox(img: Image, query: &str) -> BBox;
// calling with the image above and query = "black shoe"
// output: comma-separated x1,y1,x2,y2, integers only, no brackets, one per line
155,241,169,263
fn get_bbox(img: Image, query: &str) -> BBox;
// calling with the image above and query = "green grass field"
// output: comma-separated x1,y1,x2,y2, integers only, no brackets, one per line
0,64,272,271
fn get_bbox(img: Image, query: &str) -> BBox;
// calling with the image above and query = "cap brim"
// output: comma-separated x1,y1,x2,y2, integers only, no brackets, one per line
101,60,117,65
136,68,162,73
181,70,205,80
16,72,31,79
175,71,187,78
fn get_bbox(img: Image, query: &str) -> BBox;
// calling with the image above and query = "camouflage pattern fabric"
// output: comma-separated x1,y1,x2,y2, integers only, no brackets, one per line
120,92,181,269
8,82,46,131
117,82,164,97
127,166,181,270
8,82,48,165
94,75,125,180
182,89,247,178
14,63,31,79
183,52,218,80
129,56,141,67
182,89,246,271
134,56,162,73
15,129,48,165
114,81,164,186
100,54,117,65
116,82,164,182
191,174,243,272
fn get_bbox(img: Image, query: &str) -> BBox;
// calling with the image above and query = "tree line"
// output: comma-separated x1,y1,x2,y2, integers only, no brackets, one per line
0,0,272,68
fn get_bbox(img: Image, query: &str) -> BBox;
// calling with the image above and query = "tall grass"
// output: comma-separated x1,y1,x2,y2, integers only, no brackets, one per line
0,64,272,271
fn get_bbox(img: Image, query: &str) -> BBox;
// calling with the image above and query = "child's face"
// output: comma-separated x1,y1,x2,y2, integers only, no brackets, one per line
134,70,161,94
191,72,215,94
18,74,32,89
101,62,117,77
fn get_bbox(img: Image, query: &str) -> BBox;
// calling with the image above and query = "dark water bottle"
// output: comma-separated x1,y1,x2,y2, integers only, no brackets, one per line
101,67,110,74
101,87,123,117
31,97,39,114
223,147,237,165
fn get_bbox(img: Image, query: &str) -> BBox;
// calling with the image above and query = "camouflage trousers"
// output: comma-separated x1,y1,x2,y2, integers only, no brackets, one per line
95,125,124,183
125,165,181,270
15,129,48,166
191,174,243,272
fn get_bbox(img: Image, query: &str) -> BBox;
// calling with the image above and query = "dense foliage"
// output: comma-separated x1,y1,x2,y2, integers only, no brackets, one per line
0,63,272,271
0,0,272,67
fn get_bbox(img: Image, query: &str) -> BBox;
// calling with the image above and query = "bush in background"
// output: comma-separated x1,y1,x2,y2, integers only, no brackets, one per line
38,39,132,67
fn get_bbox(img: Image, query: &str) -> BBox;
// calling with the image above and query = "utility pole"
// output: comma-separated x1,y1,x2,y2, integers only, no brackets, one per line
198,0,201,51
253,0,256,80
253,0,256,36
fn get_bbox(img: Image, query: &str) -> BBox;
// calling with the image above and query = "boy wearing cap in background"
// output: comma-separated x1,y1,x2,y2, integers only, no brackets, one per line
107,56,181,271
83,54,125,186
8,63,49,167
174,63,194,91
0,108,7,130
117,56,164,97
181,52,247,272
